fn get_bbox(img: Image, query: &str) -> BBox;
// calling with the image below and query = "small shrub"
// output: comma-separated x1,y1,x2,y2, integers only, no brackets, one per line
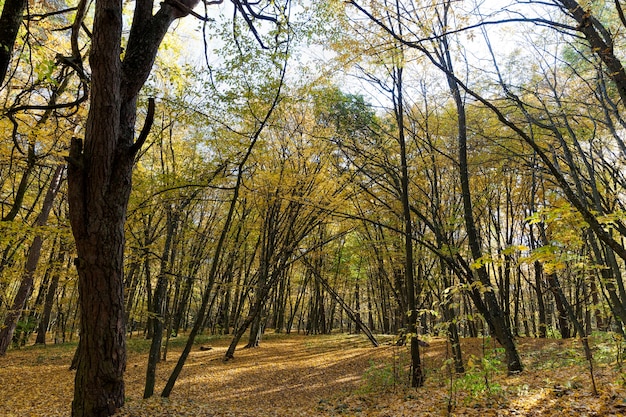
357,360,396,393
452,350,504,405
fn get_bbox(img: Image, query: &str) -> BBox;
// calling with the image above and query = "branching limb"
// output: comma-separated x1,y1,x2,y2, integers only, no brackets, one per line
131,98,156,156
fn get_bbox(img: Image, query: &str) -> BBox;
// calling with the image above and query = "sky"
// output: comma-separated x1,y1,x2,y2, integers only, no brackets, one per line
161,0,571,114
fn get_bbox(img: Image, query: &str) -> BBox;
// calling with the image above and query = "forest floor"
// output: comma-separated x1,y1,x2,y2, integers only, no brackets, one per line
3,332,626,416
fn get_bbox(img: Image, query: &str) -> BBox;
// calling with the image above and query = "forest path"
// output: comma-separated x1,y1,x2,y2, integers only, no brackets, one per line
0,332,390,416
2,333,626,416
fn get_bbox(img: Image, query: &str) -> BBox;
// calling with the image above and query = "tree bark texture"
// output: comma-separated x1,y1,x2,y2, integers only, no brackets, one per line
0,0,26,86
67,0,198,413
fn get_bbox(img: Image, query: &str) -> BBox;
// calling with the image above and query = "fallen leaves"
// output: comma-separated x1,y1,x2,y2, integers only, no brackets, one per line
2,334,626,416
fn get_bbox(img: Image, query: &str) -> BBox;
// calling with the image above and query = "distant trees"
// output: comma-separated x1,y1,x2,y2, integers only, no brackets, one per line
345,0,626,377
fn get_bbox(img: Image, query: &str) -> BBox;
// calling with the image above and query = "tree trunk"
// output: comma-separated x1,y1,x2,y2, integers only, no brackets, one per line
393,61,423,387
123,260,141,329
437,8,522,373
144,208,177,398
545,263,597,393
246,312,264,348
302,256,379,347
440,261,464,373
286,274,308,333
0,165,64,355
18,241,60,347
225,292,271,360
0,0,26,86
533,262,547,338
1,146,37,222
67,0,198,412
35,244,66,345
160,85,286,394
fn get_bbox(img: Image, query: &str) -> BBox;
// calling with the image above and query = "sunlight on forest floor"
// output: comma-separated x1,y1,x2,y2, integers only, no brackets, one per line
3,333,626,416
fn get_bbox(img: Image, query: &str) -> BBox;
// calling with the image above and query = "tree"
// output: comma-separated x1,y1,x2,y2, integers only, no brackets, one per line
65,0,286,415
343,0,524,374
434,2,522,373
0,165,64,355
0,0,27,86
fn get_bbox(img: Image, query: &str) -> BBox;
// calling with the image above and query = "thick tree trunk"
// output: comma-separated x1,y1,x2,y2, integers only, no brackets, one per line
0,0,26,86
70,238,127,416
66,0,198,410
67,0,128,410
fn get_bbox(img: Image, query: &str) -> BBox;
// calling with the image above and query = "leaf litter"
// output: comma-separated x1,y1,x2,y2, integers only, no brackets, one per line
2,333,626,416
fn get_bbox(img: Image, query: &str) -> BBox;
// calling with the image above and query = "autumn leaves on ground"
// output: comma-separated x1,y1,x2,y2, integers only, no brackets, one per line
3,333,626,416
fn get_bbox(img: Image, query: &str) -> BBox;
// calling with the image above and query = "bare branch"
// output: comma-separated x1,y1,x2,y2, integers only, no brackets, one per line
131,98,156,155
616,0,626,29
165,0,215,21
26,7,78,21
71,0,88,64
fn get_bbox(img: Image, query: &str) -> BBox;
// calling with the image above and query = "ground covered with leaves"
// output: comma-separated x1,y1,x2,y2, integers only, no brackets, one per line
3,332,626,416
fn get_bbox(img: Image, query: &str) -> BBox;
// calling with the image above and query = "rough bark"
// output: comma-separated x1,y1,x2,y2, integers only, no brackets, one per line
0,0,26,86
67,0,197,413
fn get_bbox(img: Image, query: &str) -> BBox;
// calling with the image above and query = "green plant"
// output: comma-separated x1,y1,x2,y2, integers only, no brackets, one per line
453,364,503,404
356,360,397,394
452,345,504,405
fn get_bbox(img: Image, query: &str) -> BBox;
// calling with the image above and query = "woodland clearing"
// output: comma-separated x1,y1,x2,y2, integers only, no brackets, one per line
2,333,626,416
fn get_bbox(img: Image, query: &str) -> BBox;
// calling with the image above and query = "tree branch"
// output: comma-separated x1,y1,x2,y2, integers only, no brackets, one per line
131,97,156,155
